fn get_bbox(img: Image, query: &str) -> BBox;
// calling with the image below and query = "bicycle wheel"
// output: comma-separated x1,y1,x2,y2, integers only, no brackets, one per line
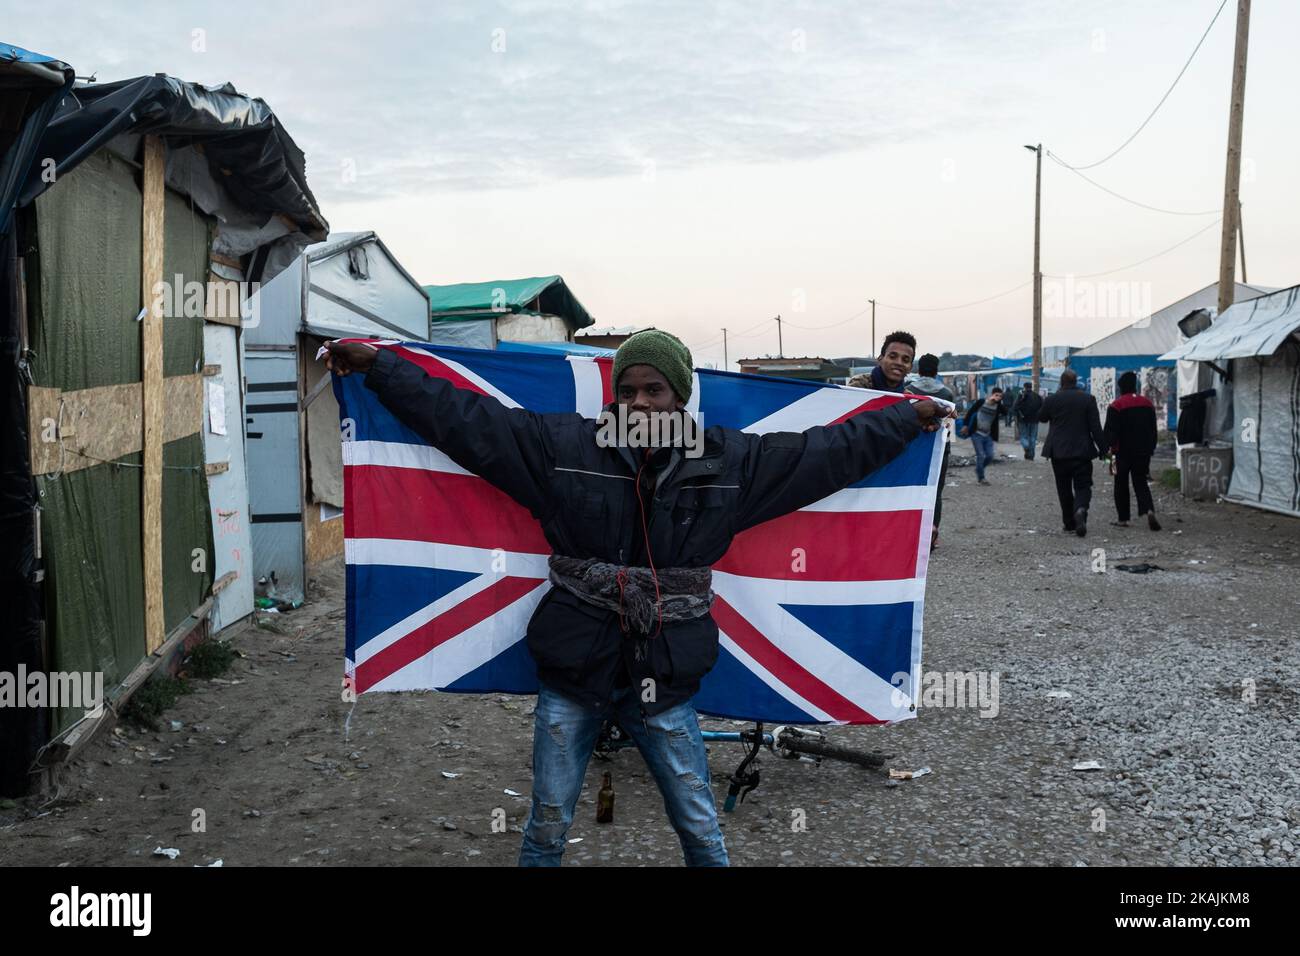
777,731,886,769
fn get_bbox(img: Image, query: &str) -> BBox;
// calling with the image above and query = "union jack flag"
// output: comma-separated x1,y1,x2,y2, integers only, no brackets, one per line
334,341,944,724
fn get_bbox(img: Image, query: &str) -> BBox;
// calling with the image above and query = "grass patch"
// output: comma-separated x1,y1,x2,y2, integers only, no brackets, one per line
184,638,237,680
1158,467,1181,491
122,675,190,731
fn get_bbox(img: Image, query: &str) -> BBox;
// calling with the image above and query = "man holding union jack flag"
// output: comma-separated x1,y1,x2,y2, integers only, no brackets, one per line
324,331,945,867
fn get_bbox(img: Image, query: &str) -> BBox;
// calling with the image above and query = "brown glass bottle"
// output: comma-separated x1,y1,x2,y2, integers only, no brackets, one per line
596,771,615,823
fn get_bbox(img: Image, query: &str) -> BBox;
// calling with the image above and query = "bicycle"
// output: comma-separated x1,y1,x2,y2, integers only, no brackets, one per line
594,719,890,812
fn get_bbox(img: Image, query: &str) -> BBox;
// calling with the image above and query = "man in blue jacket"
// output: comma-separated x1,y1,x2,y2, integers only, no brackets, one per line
324,332,945,867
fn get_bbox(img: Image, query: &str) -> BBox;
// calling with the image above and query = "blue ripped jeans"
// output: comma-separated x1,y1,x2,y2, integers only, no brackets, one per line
518,682,729,867
972,432,996,480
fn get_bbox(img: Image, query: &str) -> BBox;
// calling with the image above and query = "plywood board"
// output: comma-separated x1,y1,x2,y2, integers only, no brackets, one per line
141,135,166,653
27,376,203,476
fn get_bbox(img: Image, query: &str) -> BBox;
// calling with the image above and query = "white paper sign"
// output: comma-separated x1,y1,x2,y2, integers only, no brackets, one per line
207,381,228,436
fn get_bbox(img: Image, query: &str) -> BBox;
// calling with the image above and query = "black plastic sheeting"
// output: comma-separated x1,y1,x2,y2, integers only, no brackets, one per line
15,73,326,244
0,47,75,237
0,226,44,796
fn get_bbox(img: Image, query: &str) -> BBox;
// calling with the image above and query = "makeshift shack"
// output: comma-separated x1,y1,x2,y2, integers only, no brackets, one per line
0,44,326,794
1071,282,1272,429
423,275,594,348
243,231,429,601
1161,284,1300,518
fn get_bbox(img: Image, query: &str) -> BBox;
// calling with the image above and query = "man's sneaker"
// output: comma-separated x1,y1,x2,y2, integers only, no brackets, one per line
1147,512,1162,532
978,479,991,486
1074,507,1088,537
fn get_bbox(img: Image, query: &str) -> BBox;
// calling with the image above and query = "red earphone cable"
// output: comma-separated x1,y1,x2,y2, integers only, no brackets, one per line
634,451,664,637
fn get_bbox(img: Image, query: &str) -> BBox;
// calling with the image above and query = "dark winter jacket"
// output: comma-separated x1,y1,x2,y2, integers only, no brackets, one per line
363,348,922,719
1013,389,1043,422
1037,384,1106,460
1103,392,1158,459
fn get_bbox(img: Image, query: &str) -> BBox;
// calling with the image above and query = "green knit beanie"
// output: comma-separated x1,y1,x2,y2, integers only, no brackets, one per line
612,330,694,402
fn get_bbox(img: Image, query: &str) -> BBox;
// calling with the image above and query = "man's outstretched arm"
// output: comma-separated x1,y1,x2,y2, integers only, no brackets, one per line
733,397,941,532
325,341,554,519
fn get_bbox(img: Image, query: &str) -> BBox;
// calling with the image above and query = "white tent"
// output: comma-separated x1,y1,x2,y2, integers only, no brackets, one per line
1162,284,1300,518
1071,282,1274,430
1075,282,1273,360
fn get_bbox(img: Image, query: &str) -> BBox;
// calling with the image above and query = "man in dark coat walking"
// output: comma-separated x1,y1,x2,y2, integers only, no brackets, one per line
1012,382,1043,460
1038,368,1106,537
1103,370,1161,530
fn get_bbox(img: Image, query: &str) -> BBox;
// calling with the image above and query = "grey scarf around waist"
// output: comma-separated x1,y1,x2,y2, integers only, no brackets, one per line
547,554,714,636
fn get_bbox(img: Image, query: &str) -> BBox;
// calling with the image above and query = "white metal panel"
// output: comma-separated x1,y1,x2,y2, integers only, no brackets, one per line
243,255,306,347
245,351,306,600
305,237,430,340
203,324,255,632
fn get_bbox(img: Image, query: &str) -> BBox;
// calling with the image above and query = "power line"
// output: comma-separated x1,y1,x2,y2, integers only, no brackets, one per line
1044,216,1222,279
1052,0,1230,170
690,215,1220,341
874,280,1033,313
1046,150,1219,216
781,302,874,331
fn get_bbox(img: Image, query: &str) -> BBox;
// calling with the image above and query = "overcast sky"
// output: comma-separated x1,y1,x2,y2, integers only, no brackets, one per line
9,0,1298,365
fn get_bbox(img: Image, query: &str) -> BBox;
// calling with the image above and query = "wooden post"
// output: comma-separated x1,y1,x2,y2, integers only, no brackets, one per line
1217,0,1251,316
141,136,166,653
1237,200,1248,283
1031,143,1042,392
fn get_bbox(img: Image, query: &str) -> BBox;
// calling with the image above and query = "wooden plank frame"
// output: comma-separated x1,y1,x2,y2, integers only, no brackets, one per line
141,135,166,654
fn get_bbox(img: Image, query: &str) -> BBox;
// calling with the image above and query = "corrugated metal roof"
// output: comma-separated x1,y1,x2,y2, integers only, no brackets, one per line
1161,284,1300,361
1075,282,1275,358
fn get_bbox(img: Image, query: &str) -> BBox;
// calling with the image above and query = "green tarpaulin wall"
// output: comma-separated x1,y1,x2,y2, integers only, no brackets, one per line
29,148,214,733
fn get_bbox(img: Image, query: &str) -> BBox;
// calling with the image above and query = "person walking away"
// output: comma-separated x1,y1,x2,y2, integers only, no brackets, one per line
906,353,955,551
1037,368,1105,537
323,331,946,867
1103,371,1161,530
960,388,1001,485
1012,382,1043,460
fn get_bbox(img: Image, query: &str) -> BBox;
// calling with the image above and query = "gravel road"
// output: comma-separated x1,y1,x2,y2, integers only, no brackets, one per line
3,436,1297,867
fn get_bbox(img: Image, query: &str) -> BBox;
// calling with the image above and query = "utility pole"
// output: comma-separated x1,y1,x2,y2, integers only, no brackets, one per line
1218,0,1251,315
1024,143,1042,392
869,298,876,356
721,327,728,369
775,314,783,358
1238,200,1248,283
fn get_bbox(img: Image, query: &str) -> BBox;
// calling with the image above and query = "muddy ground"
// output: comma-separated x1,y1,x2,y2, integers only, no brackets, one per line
3,436,1298,867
